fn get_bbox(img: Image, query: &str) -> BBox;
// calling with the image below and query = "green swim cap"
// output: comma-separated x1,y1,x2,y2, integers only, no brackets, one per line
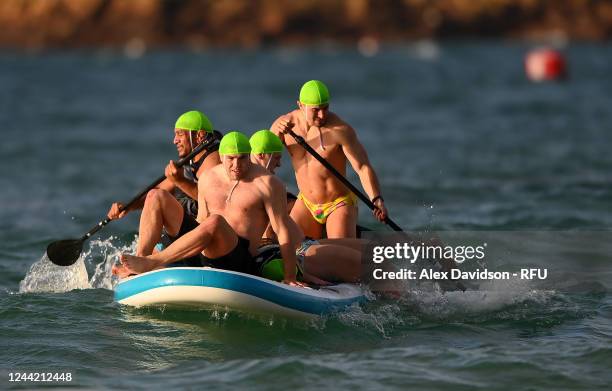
261,258,301,281
249,130,284,154
175,110,213,132
219,131,251,155
261,258,285,282
299,80,330,106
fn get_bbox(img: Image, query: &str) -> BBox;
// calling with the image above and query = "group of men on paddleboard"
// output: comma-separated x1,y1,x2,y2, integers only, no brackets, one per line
110,80,389,287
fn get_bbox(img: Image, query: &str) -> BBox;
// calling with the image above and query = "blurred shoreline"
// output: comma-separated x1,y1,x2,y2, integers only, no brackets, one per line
2,0,611,51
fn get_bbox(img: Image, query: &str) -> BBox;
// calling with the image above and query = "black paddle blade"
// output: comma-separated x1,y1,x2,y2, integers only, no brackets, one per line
46,239,84,266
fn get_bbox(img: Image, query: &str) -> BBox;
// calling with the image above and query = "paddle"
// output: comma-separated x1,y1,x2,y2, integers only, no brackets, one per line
286,129,466,292
46,136,220,266
286,129,402,230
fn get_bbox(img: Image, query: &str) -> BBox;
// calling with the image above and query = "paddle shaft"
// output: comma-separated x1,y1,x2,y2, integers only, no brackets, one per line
77,136,219,242
286,129,403,231
287,129,466,292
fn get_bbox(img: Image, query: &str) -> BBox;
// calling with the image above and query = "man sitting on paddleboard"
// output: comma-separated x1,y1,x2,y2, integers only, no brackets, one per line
107,111,221,267
271,80,388,239
249,130,361,284
114,132,307,287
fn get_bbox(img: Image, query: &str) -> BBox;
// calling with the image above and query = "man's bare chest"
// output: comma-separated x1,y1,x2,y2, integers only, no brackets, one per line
288,128,341,160
205,180,263,214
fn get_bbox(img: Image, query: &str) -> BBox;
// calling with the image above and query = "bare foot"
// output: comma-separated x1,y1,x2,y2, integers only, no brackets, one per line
119,253,161,274
112,263,134,279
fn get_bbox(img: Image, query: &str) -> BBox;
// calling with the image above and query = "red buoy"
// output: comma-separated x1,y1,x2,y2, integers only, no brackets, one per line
525,48,567,82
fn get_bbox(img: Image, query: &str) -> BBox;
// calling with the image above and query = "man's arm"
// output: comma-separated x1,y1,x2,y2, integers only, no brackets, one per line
107,178,175,220
262,176,305,287
341,125,388,221
270,114,294,151
170,150,221,200
164,160,196,200
196,175,210,224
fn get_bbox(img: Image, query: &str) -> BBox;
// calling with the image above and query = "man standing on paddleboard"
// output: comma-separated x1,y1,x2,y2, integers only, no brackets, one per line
271,80,388,239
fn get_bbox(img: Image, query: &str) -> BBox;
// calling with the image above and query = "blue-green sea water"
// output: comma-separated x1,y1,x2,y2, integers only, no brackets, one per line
1,42,611,390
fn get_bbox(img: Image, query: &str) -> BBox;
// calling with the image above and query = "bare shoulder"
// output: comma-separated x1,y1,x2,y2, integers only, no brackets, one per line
328,112,357,141
197,151,221,176
204,150,221,164
271,110,299,130
285,109,300,121
201,163,223,184
253,167,285,194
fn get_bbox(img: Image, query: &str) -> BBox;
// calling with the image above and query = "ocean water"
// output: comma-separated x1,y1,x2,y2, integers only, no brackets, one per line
1,42,611,390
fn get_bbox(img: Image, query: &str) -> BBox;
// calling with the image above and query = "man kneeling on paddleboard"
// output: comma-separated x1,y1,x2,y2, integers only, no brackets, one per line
107,111,221,269
113,132,307,287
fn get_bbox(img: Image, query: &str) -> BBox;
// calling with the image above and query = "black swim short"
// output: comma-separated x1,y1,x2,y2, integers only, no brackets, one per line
201,236,254,274
160,208,201,267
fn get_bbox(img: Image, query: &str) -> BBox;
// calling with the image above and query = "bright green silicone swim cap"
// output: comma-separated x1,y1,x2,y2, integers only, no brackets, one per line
175,110,213,132
249,130,283,154
261,258,301,281
299,80,330,106
219,131,251,155
261,258,285,282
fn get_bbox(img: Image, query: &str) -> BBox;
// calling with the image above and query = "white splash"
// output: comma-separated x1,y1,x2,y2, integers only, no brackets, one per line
19,236,138,294
19,254,90,293
87,236,137,290
406,278,557,318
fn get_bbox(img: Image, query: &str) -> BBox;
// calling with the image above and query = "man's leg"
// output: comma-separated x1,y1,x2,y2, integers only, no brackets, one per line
290,198,323,239
304,244,361,282
325,204,357,239
318,237,365,251
137,189,184,256
117,214,238,275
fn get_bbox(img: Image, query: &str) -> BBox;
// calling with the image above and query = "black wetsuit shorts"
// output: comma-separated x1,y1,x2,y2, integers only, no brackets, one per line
201,236,254,274
160,208,201,267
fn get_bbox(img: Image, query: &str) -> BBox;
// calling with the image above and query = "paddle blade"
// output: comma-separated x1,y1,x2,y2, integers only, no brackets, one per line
46,239,84,266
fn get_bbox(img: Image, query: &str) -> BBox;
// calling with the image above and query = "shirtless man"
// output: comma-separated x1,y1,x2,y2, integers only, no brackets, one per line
271,80,388,240
250,130,403,292
107,111,220,267
250,130,461,291
250,129,361,283
114,132,305,287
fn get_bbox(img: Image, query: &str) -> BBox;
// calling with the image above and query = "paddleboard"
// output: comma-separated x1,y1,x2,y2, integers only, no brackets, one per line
114,267,366,319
